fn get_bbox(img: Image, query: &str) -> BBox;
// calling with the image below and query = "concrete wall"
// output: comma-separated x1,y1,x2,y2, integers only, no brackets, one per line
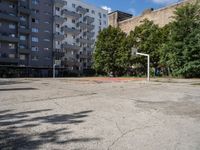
109,0,194,34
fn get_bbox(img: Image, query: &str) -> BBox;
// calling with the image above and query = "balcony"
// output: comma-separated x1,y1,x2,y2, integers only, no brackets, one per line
19,28,31,34
18,6,31,15
83,16,95,24
0,57,18,63
79,53,88,59
54,0,65,7
0,33,19,43
19,47,30,54
76,6,87,14
84,47,93,51
54,33,65,41
0,12,19,22
54,15,64,24
62,26,80,35
83,31,95,38
62,9,80,19
77,22,95,31
62,43,80,51
77,38,95,45
53,50,65,58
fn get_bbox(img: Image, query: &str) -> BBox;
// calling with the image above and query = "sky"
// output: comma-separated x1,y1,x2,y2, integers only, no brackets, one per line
83,0,181,16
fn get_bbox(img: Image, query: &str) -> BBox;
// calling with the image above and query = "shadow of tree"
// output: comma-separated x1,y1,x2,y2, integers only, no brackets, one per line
0,109,100,150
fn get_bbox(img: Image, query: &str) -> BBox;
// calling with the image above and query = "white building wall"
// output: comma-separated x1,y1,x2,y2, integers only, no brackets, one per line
53,0,108,71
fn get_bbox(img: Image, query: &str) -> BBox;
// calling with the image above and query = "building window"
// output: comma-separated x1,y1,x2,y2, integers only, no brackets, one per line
20,55,26,60
20,35,26,41
9,4,15,8
44,21,50,24
103,14,107,18
72,4,76,8
32,0,39,5
31,46,39,51
92,10,95,14
44,30,50,33
44,48,49,51
32,9,39,14
44,39,50,42
32,18,39,23
9,54,15,58
31,55,39,61
72,19,75,23
56,24,60,28
9,43,15,49
9,24,16,29
55,7,60,11
20,16,26,22
32,37,39,42
104,21,107,25
32,28,39,33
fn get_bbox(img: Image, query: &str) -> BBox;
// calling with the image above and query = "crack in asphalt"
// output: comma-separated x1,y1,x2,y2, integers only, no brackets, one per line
107,125,151,150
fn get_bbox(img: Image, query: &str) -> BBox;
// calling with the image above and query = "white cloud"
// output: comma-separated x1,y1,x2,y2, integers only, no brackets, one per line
151,0,179,4
101,6,112,13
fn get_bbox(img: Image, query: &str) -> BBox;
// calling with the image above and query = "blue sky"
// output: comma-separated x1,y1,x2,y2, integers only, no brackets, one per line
83,0,180,15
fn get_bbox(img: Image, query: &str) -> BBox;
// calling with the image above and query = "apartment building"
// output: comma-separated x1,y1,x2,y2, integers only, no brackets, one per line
53,0,108,72
0,0,108,77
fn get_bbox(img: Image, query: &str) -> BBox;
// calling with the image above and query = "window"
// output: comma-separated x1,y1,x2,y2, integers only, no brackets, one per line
44,21,50,24
44,39,50,42
31,46,39,51
32,0,39,5
32,28,39,33
20,16,26,22
32,37,39,42
72,4,76,8
20,35,26,41
103,14,107,18
20,55,26,60
9,4,15,8
32,18,39,23
9,24,16,29
92,10,95,14
32,9,39,14
72,19,75,23
55,7,60,11
44,30,50,33
9,54,15,58
56,24,60,28
44,48,49,51
31,55,39,61
104,21,107,25
9,43,15,49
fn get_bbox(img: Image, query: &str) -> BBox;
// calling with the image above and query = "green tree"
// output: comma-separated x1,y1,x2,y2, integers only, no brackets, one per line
93,26,131,76
129,19,163,75
160,0,200,77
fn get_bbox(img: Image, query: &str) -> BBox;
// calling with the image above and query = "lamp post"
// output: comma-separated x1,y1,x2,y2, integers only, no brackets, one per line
132,48,150,81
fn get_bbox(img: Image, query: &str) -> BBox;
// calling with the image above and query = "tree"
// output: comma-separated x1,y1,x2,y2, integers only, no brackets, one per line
93,26,132,76
160,0,200,77
129,19,163,75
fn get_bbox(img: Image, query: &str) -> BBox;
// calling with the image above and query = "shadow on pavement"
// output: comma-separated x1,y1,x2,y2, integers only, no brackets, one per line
0,88,38,91
0,109,100,150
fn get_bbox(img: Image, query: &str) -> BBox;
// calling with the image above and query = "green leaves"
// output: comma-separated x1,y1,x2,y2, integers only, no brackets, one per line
93,1,200,78
93,26,131,76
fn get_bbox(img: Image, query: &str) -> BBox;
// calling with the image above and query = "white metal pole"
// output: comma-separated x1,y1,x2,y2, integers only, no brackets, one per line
147,55,150,81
